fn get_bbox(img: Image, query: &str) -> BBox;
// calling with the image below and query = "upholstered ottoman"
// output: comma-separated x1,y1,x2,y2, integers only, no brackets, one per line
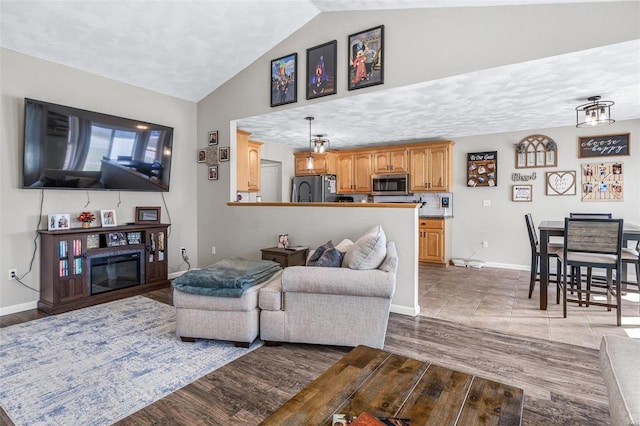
600,334,640,426
173,270,282,347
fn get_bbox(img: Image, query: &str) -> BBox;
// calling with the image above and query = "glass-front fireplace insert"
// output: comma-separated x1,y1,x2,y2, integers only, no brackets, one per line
88,250,145,295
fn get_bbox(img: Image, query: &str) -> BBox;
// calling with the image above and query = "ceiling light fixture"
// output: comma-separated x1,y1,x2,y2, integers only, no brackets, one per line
305,116,315,170
575,95,615,128
312,134,330,154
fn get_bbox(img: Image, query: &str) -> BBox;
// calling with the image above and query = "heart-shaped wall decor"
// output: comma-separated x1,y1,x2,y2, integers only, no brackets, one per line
546,171,576,195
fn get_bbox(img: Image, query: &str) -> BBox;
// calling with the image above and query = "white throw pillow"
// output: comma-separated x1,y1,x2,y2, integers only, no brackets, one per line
335,238,354,253
343,225,387,270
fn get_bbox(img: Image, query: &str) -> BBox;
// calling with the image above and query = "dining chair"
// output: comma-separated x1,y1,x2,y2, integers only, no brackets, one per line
622,240,640,312
525,214,563,299
569,213,613,218
556,217,624,326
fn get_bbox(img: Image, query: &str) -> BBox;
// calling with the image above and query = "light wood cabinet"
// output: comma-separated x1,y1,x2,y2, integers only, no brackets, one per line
373,148,408,174
336,151,372,193
237,130,262,192
419,219,445,264
294,152,336,176
409,142,453,192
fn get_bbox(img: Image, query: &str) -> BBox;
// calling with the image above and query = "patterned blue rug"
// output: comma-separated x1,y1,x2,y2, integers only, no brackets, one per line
0,296,262,425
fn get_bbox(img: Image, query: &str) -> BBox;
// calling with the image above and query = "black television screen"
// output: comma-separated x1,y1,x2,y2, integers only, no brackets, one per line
23,98,173,191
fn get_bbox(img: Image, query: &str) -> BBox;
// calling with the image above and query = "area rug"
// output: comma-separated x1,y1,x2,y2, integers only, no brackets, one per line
0,296,262,426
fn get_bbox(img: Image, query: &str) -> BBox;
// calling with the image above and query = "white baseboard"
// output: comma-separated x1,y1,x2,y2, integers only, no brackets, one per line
391,303,420,317
0,300,38,316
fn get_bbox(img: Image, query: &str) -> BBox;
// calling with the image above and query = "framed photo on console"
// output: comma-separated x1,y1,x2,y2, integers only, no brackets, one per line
135,207,161,224
100,210,117,227
47,213,70,231
106,232,127,247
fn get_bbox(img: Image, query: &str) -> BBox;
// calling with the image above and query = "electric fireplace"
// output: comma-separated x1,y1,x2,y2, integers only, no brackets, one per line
88,250,145,295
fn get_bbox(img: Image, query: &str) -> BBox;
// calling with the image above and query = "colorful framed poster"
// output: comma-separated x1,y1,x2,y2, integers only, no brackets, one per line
270,53,297,107
348,25,384,91
306,40,337,99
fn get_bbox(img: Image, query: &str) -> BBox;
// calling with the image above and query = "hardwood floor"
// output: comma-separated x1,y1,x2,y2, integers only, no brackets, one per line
0,269,613,425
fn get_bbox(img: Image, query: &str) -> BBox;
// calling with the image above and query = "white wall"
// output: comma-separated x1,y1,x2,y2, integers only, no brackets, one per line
0,49,198,313
196,3,639,315
450,119,640,269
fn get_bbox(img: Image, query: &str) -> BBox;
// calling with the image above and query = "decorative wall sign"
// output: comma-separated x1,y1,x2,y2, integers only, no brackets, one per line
515,134,557,168
348,25,384,91
467,151,497,187
511,172,537,182
578,133,630,158
581,162,623,202
512,185,532,202
546,171,576,196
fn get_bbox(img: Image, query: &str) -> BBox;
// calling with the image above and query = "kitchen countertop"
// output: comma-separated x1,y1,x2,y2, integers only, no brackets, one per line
228,202,420,208
420,215,454,219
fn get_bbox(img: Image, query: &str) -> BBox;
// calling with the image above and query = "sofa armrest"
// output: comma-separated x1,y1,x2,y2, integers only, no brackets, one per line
259,276,283,311
282,266,395,298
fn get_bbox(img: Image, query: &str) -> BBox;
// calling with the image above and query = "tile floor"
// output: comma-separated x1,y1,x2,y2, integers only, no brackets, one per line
419,263,640,349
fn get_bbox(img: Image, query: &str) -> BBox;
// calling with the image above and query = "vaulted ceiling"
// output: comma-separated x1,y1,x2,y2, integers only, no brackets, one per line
2,0,638,148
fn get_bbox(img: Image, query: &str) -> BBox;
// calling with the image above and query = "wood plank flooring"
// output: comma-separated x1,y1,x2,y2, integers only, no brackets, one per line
0,274,612,426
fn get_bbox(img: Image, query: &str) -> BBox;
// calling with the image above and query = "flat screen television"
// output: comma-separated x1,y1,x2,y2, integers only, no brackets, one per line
22,98,173,191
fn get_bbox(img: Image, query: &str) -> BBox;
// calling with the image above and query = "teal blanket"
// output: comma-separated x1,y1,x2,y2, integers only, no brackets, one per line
172,258,281,297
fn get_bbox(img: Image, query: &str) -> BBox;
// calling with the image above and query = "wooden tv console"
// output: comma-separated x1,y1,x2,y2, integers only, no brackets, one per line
38,224,170,314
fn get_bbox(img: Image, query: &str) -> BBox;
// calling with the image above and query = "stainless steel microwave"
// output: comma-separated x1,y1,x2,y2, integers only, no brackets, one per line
371,174,409,195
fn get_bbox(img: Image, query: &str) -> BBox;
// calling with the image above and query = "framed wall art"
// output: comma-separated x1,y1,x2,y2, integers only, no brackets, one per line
348,25,384,91
208,166,218,181
581,162,623,202
546,171,576,196
270,52,297,107
100,210,117,227
306,40,337,99
219,146,230,162
467,151,497,187
515,134,557,168
512,185,532,202
48,213,70,231
135,207,161,224
578,133,630,158
197,149,206,163
208,130,218,146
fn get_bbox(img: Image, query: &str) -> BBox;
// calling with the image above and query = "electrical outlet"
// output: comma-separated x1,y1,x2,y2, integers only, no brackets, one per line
482,241,488,248
211,246,216,255
180,247,186,256
8,269,17,280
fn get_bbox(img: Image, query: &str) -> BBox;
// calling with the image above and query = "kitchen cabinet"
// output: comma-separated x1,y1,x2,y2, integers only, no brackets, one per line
409,142,453,192
419,218,446,264
373,148,408,174
237,130,262,192
336,151,372,193
294,152,336,176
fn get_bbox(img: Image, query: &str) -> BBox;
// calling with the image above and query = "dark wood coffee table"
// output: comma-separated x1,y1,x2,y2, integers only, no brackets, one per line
260,345,524,425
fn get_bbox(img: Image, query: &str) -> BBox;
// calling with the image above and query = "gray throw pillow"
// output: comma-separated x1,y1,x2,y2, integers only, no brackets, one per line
308,247,344,267
306,241,333,265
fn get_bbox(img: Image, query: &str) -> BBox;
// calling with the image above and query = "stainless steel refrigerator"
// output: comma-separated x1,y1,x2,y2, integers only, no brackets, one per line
291,175,338,202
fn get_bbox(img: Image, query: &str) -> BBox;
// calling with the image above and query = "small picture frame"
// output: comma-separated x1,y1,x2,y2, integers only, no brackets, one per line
126,231,142,245
208,130,218,146
100,210,117,227
270,52,297,107
208,166,218,181
306,40,337,100
135,207,161,225
47,213,70,231
219,146,230,162
348,25,384,91
86,234,100,249
106,232,127,247
512,185,533,202
197,149,207,163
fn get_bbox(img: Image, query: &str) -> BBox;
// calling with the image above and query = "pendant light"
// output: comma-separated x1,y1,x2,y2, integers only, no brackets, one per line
312,134,330,153
305,116,315,170
576,96,615,128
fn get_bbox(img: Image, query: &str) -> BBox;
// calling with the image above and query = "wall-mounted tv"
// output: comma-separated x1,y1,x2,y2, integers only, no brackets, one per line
23,98,173,191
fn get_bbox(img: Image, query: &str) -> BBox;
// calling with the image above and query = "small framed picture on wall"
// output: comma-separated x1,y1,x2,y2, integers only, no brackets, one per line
208,131,218,146
208,166,218,181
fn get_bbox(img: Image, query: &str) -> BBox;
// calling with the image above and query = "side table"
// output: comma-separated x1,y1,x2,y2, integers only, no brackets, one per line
261,247,308,268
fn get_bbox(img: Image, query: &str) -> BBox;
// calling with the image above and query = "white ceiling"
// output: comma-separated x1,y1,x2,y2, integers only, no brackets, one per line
2,0,639,149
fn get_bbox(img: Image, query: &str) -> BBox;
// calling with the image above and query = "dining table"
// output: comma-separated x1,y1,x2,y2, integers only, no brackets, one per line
538,220,640,310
